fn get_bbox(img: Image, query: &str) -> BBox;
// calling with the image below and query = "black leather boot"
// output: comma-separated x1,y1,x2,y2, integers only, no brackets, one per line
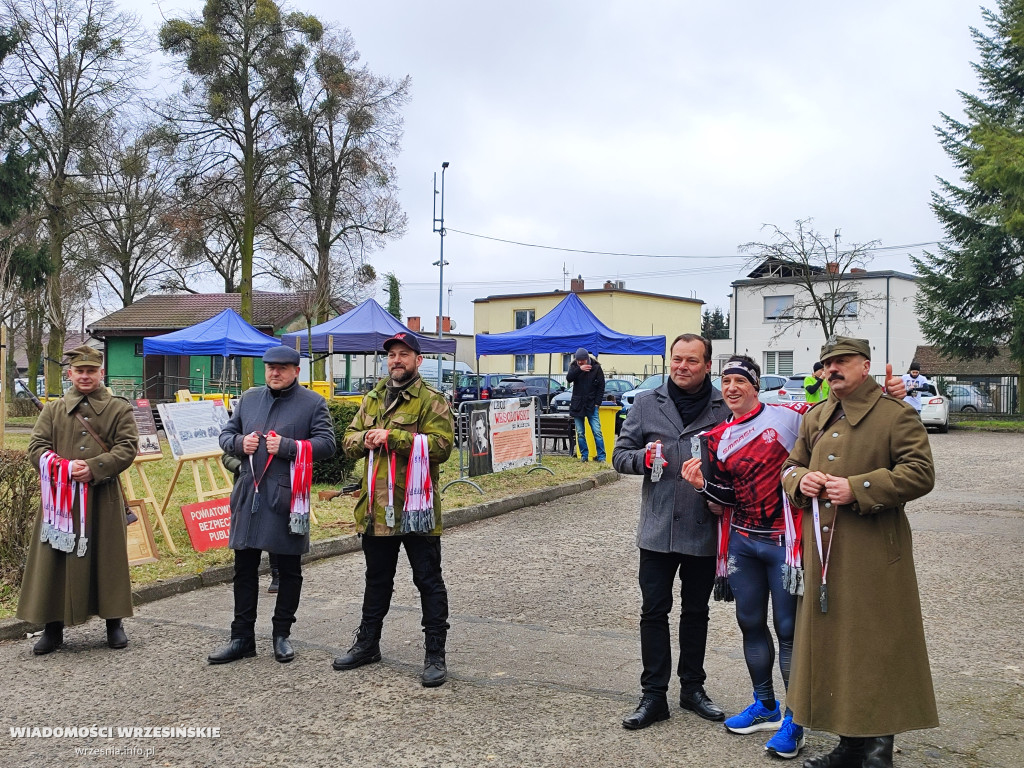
33,622,64,655
106,619,128,649
207,637,256,664
862,736,894,768
421,631,447,687
802,736,866,768
332,622,382,670
268,566,280,594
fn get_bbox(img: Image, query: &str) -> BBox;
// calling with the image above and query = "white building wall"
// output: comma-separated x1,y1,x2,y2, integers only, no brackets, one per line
730,274,924,377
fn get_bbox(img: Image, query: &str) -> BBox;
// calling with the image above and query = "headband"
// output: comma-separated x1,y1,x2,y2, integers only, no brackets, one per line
721,359,759,388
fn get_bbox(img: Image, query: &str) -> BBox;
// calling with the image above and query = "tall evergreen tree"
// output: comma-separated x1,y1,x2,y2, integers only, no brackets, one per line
916,0,1024,401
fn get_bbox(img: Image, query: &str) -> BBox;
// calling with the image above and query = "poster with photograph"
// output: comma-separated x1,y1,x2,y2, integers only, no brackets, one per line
467,403,493,477
132,399,162,457
488,397,537,473
156,400,230,461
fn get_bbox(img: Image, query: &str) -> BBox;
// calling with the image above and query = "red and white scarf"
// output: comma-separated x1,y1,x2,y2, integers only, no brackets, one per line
401,434,434,533
288,439,313,534
39,450,89,556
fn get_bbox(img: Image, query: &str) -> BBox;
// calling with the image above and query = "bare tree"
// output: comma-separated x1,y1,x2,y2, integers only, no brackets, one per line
270,29,408,324
0,0,145,391
73,120,181,307
740,219,885,342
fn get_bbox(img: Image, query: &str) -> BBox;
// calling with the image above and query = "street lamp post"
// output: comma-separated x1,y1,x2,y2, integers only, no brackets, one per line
432,161,450,389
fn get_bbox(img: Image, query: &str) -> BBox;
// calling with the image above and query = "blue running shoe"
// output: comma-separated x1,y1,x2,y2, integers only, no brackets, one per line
765,715,805,759
724,695,781,734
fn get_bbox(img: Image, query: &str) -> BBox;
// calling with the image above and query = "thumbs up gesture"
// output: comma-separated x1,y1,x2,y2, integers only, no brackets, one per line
884,363,907,399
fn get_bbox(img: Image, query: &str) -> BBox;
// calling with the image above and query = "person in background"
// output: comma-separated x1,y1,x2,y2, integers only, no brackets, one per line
566,347,606,463
901,361,930,416
803,362,830,404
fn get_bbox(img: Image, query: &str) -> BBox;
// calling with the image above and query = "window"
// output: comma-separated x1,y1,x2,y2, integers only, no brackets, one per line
763,351,794,376
514,354,534,373
562,353,573,372
211,356,239,381
763,295,794,320
135,342,144,356
831,292,858,317
514,309,535,329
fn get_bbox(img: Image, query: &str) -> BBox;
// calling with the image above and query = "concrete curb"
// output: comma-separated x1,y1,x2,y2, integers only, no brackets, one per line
0,469,620,641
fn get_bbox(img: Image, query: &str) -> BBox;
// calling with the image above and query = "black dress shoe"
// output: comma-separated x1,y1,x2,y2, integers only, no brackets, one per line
106,619,128,649
207,638,256,665
622,694,670,730
273,636,294,663
862,736,894,768
32,622,64,655
678,688,725,721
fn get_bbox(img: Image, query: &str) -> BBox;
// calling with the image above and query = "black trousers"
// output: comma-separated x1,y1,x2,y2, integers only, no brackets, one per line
638,548,717,697
360,535,449,634
231,548,302,640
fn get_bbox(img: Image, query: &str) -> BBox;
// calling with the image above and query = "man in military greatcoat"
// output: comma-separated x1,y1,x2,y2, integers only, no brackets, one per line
781,337,938,768
18,346,139,654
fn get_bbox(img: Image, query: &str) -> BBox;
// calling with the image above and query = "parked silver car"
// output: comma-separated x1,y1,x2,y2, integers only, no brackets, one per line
945,383,996,413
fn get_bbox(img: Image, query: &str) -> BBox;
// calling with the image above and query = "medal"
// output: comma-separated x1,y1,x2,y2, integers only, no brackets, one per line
819,583,828,614
690,435,701,459
649,441,664,482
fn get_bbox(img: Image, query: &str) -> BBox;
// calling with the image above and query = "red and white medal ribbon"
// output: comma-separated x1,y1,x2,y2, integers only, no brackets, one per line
38,451,88,555
782,494,803,595
401,434,434,533
366,439,397,529
288,439,313,534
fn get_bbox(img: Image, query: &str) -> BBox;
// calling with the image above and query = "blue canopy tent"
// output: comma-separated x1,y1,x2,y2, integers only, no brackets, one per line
279,298,457,390
279,298,456,355
142,308,282,394
473,292,666,401
142,308,282,358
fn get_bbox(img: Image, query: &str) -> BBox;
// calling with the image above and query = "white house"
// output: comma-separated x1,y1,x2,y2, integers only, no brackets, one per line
728,260,925,377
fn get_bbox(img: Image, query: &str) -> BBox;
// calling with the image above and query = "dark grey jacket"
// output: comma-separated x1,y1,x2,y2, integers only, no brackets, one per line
219,382,336,555
612,382,729,556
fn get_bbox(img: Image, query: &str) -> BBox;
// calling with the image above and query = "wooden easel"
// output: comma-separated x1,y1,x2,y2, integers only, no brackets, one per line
124,454,177,554
156,451,235,551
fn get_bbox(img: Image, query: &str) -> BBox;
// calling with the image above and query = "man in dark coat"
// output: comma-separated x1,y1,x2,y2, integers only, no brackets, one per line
209,346,336,665
781,337,937,768
18,346,139,654
612,333,730,730
566,347,606,462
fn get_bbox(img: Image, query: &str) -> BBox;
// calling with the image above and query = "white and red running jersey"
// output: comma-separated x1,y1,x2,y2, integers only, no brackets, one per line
699,402,815,534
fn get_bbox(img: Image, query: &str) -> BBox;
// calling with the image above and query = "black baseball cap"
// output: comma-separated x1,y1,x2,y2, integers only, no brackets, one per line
382,332,421,354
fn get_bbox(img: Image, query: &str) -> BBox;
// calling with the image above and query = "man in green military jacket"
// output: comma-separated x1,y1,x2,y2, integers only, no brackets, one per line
781,337,937,768
18,346,139,654
332,332,455,686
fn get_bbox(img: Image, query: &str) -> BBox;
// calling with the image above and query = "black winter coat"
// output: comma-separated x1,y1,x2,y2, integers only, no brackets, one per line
566,356,605,417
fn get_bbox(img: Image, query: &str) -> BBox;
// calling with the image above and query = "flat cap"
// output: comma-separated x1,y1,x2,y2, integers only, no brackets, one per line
382,332,421,354
262,345,300,365
820,335,871,362
64,345,103,367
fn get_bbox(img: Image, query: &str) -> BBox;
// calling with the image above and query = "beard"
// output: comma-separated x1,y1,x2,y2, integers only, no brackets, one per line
390,365,414,383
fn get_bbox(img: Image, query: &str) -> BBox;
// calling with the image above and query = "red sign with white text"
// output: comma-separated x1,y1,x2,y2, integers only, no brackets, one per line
180,498,232,552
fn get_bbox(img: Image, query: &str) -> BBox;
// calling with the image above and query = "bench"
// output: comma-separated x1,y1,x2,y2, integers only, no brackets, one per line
537,414,575,453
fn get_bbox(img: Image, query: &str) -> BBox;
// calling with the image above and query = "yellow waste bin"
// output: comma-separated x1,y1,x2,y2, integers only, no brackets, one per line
303,381,332,399
574,404,620,462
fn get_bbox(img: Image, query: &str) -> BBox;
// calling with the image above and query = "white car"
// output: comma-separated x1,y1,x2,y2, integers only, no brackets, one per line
918,383,950,433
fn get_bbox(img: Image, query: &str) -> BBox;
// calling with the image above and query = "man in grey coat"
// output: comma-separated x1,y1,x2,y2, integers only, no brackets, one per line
612,333,730,730
209,346,336,665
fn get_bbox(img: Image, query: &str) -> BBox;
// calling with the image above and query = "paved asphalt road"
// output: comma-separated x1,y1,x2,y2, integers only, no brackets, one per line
2,430,1022,768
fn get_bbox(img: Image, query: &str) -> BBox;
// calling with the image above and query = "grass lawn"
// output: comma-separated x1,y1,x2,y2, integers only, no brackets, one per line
0,431,607,619
952,414,1024,432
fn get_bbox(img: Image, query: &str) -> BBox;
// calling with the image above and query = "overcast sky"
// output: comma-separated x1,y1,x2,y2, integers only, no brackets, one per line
132,0,989,334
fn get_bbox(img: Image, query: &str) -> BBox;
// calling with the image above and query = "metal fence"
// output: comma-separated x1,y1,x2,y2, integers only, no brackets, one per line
874,373,1019,415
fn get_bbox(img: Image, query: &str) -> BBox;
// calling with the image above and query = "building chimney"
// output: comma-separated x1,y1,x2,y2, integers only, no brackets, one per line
850,267,866,273
603,280,615,290
407,316,421,332
570,274,584,292
826,261,839,274
435,315,452,333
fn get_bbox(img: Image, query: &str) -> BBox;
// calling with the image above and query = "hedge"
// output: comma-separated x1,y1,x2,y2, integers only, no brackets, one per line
313,400,361,485
0,449,39,589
